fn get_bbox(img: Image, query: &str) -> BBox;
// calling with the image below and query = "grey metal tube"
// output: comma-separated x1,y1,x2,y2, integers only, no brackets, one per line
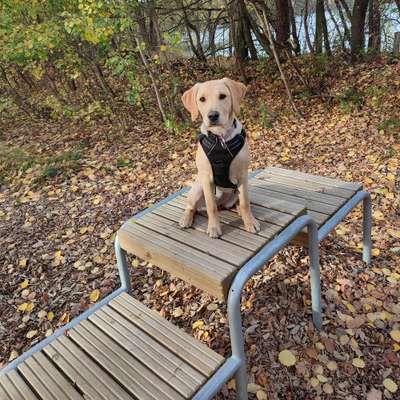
227,215,321,400
362,194,372,264
115,235,132,293
192,357,241,400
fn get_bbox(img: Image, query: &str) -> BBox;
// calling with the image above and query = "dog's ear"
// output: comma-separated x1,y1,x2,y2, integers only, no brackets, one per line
181,84,199,121
222,78,247,116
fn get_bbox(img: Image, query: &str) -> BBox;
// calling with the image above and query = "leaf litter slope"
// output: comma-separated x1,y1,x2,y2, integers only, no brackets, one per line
0,58,399,399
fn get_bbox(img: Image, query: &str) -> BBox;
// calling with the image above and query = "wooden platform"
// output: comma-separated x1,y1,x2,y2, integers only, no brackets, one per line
0,293,224,400
119,167,362,299
254,167,362,245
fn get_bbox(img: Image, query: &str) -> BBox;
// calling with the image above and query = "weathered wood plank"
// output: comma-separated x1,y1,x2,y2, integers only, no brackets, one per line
152,203,266,252
135,212,253,266
44,336,133,400
251,178,347,206
111,293,224,375
257,171,356,198
263,167,362,191
0,371,37,400
89,307,204,398
69,321,186,400
119,222,236,298
250,186,337,215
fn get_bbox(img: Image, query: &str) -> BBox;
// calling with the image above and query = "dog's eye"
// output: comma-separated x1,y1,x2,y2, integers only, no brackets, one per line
219,94,226,100
199,96,206,102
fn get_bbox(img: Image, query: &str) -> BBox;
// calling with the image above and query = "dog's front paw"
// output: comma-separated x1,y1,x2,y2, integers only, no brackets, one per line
180,211,194,228
207,222,222,238
243,215,260,233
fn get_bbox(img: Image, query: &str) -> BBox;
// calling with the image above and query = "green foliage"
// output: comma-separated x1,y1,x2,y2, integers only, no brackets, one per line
337,87,365,113
258,104,274,128
379,118,400,133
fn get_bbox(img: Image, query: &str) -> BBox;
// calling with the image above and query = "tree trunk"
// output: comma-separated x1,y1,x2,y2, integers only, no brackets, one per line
368,0,381,53
275,0,290,52
326,2,344,50
315,0,330,55
334,0,351,46
339,0,352,21
396,0,400,15
288,0,300,55
147,0,161,50
351,0,369,60
304,0,314,53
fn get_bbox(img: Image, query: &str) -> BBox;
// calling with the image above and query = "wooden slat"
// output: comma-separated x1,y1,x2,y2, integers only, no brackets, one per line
249,188,306,215
251,178,347,206
257,171,356,198
169,195,287,239
68,321,186,400
18,352,84,400
250,186,337,215
119,222,236,298
110,293,224,375
0,371,37,400
152,203,266,252
135,212,253,266
44,336,133,400
263,167,362,191
89,306,204,398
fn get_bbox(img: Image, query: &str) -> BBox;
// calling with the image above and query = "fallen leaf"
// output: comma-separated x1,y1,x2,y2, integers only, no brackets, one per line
383,378,398,393
26,330,37,339
47,311,54,321
390,330,400,342
352,358,365,368
247,383,263,393
278,350,296,367
172,307,183,317
192,320,204,330
256,390,268,400
19,258,28,267
20,279,29,289
8,350,18,361
326,361,338,371
89,289,100,303
323,383,333,394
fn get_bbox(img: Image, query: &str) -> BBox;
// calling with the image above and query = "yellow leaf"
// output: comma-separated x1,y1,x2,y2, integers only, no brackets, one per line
26,303,35,313
310,377,319,387
172,307,183,318
352,358,365,368
388,229,400,239
383,378,398,393
17,303,28,312
192,320,204,330
20,279,29,289
89,289,100,303
38,310,47,319
19,258,28,267
256,390,268,400
45,329,53,337
278,350,296,367
8,350,18,361
390,330,400,342
26,330,37,339
393,343,400,352
47,311,54,321
160,44,167,52
373,210,384,220
371,248,380,257
317,374,328,383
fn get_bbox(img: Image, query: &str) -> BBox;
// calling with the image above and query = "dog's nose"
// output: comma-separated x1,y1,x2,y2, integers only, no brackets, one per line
208,111,219,123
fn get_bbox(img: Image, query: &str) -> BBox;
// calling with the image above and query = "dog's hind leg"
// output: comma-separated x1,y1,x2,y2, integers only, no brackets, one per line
179,180,204,228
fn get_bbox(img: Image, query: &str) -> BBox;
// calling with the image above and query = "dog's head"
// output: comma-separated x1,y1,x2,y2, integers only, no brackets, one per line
181,78,246,134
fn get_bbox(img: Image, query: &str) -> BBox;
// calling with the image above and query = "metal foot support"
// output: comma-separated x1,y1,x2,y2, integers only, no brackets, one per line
115,235,132,293
317,190,372,265
227,215,321,400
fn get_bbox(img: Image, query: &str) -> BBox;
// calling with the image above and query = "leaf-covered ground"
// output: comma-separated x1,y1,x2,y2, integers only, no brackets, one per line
0,57,399,399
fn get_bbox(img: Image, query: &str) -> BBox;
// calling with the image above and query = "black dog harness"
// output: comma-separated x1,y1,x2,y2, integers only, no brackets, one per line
198,124,246,189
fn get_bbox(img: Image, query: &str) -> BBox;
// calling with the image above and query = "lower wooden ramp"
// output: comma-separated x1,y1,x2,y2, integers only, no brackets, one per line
0,293,224,400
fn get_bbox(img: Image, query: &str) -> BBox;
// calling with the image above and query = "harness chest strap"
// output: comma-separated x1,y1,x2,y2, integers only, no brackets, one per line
198,127,246,189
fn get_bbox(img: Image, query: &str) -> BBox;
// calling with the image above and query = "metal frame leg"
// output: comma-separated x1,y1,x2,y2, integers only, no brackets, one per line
226,215,321,400
362,194,372,265
115,235,132,293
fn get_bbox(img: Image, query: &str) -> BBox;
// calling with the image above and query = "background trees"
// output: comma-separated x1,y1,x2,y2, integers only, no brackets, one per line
0,0,399,123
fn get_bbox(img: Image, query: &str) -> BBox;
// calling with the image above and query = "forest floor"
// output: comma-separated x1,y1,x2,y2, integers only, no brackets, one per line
0,56,399,399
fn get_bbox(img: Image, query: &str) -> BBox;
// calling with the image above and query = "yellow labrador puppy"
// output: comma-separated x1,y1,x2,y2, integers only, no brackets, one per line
180,77,260,238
